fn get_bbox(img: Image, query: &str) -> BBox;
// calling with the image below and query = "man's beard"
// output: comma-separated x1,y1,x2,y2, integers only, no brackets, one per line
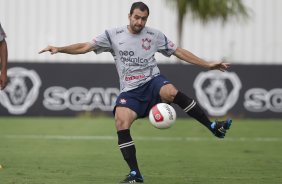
132,25,144,33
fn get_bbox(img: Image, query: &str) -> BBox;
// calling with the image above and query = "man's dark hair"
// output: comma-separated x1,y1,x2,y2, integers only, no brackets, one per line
130,2,149,15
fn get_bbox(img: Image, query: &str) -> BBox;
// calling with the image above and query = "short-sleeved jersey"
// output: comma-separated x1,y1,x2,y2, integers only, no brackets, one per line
90,26,177,92
0,23,6,42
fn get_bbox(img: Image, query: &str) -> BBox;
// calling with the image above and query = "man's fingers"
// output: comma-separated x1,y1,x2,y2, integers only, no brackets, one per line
38,47,49,54
38,46,54,54
211,62,230,72
223,63,231,68
38,49,46,54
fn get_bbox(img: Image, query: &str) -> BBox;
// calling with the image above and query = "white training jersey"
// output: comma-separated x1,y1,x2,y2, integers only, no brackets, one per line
0,23,6,41
90,26,177,92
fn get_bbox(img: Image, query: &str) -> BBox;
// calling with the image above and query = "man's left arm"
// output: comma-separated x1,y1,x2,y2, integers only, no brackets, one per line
0,39,8,90
173,47,230,71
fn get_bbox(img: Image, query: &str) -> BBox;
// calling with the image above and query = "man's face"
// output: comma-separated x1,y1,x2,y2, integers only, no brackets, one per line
128,8,149,34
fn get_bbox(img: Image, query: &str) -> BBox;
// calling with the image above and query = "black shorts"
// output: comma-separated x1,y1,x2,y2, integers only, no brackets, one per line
114,75,171,118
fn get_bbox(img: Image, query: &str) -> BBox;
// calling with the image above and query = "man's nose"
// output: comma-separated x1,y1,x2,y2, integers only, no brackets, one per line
137,19,142,25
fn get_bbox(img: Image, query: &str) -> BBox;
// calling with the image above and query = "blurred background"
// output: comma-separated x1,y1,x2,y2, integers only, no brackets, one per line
0,0,282,118
1,0,282,64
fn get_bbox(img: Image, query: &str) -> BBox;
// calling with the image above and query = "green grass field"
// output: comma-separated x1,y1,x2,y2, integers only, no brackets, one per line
0,117,282,184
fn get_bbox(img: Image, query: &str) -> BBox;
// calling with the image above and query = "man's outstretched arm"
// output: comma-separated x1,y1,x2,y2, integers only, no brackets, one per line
173,47,230,72
39,42,94,55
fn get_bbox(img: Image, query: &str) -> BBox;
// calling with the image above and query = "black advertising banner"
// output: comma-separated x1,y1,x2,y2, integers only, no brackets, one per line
0,63,281,118
160,64,282,119
0,63,120,116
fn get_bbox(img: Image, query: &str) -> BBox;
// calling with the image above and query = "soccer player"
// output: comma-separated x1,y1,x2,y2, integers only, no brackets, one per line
39,2,232,183
0,23,8,90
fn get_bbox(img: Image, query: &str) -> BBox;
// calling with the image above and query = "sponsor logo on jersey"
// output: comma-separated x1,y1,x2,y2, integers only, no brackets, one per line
119,50,149,66
125,74,145,81
146,31,155,35
119,50,134,56
142,38,151,50
116,30,124,34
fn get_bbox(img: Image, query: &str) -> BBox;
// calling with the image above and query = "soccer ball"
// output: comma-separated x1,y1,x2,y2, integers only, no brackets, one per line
149,103,177,129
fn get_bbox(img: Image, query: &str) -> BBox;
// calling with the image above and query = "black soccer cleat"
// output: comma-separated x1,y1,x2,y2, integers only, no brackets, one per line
120,171,144,183
211,118,232,138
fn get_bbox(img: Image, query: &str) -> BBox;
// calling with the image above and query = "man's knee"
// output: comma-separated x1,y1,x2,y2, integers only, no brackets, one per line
115,116,130,130
115,107,137,131
160,84,178,103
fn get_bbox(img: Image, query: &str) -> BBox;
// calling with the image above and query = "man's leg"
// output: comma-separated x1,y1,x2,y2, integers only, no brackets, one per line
115,106,144,183
159,84,232,138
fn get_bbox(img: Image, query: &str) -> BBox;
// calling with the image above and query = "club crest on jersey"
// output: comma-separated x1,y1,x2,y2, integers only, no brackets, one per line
142,38,151,50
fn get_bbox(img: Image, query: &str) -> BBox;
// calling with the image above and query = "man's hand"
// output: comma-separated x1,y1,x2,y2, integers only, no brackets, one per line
0,72,7,90
209,62,230,72
38,45,59,54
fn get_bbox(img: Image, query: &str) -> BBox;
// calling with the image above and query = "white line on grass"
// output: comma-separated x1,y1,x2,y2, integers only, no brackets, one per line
2,135,282,142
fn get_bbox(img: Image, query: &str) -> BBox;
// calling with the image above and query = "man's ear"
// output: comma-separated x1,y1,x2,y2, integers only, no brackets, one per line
128,13,131,20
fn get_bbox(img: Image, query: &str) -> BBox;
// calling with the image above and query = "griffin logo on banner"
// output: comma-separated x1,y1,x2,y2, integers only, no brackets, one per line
0,67,41,114
193,71,241,116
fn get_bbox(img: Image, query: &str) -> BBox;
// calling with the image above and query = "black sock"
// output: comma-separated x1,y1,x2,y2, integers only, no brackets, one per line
117,129,141,176
173,91,213,131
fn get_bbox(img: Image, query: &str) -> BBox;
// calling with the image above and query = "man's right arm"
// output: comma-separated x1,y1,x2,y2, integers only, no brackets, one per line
39,42,94,55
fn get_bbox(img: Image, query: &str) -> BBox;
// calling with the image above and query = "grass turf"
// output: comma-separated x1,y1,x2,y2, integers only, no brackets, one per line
0,117,282,184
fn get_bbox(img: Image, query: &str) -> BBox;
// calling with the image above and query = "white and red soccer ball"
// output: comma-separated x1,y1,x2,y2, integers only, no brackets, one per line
149,103,177,129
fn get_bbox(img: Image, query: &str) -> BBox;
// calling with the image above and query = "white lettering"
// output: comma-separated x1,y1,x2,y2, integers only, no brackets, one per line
244,88,282,112
43,86,119,111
